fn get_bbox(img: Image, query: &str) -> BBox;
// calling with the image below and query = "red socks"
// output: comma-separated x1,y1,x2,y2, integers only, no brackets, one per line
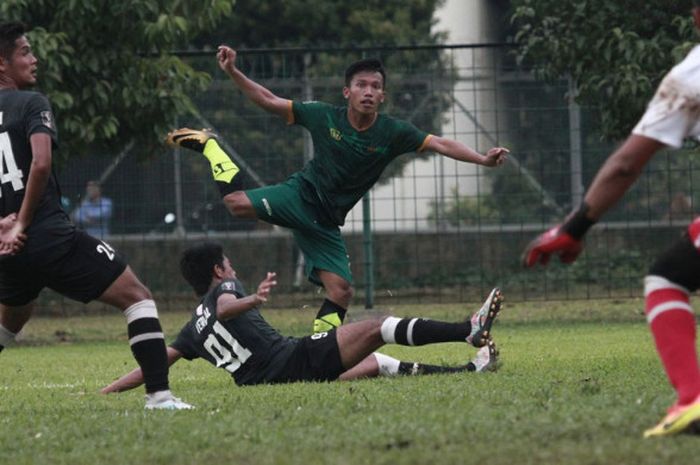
645,276,700,405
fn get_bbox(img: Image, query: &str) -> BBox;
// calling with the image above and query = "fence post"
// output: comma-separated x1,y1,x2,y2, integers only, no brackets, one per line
568,76,584,208
362,193,374,309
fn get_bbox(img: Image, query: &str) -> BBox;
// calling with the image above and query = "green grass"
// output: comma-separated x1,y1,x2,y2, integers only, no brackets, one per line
2,298,700,464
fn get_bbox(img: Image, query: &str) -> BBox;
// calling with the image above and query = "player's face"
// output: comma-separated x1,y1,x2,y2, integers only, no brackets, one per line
0,35,38,89
343,71,385,115
221,255,237,280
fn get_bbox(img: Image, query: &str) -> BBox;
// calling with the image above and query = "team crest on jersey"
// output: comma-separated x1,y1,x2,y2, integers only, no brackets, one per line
221,281,237,292
40,111,54,129
329,128,342,141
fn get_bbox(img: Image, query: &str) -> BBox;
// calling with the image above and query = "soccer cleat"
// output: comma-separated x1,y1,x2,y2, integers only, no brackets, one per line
644,394,700,437
145,390,194,410
166,128,240,184
471,339,499,373
466,288,503,348
165,127,217,153
313,313,342,334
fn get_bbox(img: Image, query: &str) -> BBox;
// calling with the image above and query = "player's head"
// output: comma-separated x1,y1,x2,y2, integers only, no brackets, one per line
86,180,102,200
180,242,225,296
0,22,25,60
0,21,37,89
344,58,386,89
343,58,386,115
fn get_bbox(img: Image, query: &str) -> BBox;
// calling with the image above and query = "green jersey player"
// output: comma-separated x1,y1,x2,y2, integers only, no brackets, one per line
167,49,509,334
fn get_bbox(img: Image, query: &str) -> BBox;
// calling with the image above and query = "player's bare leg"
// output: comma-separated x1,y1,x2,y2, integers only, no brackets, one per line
222,191,257,218
336,318,499,380
314,270,353,333
99,266,191,410
0,302,33,353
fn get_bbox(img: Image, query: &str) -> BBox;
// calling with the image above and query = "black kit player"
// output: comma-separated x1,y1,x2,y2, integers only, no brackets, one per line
101,242,501,393
0,21,190,409
167,47,510,334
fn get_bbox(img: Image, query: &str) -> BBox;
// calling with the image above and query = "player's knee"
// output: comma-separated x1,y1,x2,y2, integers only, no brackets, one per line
648,234,700,292
359,318,384,345
119,281,153,306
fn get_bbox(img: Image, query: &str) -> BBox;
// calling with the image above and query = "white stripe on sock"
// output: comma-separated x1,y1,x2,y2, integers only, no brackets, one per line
380,317,402,344
373,352,401,376
406,318,418,346
646,301,694,324
123,299,158,324
129,332,164,345
644,275,690,297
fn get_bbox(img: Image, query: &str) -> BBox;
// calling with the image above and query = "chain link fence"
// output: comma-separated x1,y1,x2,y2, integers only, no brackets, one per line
48,43,700,313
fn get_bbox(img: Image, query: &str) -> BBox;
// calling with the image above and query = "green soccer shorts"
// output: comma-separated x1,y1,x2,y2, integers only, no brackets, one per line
244,177,353,286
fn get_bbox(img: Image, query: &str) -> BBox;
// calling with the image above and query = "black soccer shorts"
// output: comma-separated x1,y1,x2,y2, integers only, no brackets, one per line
0,231,127,306
269,329,345,383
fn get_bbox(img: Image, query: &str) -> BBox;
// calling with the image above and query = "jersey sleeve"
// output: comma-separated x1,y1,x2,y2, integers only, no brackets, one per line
389,118,431,155
291,100,332,128
632,50,700,148
24,93,58,144
170,321,199,361
213,279,246,299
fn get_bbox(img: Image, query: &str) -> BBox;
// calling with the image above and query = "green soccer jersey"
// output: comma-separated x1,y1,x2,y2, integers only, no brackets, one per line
291,100,430,225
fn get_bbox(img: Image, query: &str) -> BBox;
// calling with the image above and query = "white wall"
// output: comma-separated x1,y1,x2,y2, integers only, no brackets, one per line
343,0,502,233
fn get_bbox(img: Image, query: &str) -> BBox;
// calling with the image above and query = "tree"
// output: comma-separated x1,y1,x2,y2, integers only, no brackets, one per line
184,0,451,185
1,0,234,161
510,0,697,140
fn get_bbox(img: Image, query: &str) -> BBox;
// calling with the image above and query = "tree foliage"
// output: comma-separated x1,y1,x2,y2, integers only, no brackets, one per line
192,0,446,48
186,0,450,185
510,0,697,140
1,0,234,161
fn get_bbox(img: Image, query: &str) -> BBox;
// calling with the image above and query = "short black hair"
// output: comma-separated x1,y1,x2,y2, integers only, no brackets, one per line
180,242,225,296
344,58,386,88
0,21,26,61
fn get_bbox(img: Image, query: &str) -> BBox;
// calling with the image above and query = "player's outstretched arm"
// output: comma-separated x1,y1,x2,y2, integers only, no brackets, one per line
216,272,278,321
423,136,509,167
101,347,182,394
523,134,664,268
216,45,291,120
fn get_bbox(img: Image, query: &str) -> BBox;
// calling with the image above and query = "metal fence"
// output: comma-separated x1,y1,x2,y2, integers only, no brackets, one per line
49,43,700,313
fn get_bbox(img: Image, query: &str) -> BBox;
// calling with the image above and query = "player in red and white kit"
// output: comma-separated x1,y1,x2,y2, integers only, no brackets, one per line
523,1,700,437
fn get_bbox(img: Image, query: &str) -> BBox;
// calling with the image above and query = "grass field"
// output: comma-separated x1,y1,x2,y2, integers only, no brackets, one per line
2,298,700,465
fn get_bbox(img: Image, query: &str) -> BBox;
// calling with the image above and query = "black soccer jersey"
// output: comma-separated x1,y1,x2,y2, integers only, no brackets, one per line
171,279,298,386
0,89,73,250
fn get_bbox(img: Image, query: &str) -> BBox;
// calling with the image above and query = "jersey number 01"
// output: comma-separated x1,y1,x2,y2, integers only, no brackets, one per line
203,321,252,374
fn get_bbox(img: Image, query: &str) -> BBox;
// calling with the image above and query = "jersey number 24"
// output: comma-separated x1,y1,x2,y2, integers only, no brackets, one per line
0,115,26,196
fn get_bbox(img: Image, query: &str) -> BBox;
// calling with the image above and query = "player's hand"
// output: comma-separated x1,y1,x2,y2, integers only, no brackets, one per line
0,214,26,256
255,272,277,303
217,45,237,74
522,225,583,267
482,147,509,167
